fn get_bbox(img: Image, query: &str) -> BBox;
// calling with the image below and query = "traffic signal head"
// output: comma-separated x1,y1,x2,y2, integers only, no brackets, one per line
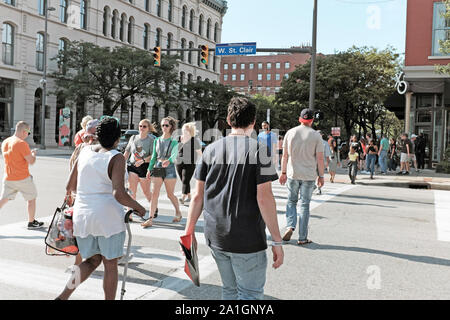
200,45,208,65
153,47,161,67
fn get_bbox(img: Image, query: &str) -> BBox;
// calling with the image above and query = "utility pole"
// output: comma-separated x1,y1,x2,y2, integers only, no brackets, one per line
309,0,318,111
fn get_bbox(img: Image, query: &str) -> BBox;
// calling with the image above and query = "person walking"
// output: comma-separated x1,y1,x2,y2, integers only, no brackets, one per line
142,117,182,228
279,108,325,245
277,136,283,170
378,135,389,174
176,122,203,205
123,119,157,219
73,115,93,147
317,131,330,194
0,121,42,229
387,137,398,172
347,146,359,184
415,133,426,169
184,97,283,300
328,135,339,183
56,117,146,300
398,133,412,175
366,140,378,179
410,134,420,173
359,137,367,174
258,121,278,160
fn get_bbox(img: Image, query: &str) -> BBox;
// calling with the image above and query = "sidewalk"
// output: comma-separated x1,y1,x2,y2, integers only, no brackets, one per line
33,147,74,157
330,167,450,191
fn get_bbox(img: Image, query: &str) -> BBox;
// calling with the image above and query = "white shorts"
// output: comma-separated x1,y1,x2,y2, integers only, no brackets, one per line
400,153,415,163
1,176,38,201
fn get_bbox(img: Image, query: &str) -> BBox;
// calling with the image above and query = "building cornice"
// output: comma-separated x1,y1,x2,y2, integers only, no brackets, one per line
201,0,228,15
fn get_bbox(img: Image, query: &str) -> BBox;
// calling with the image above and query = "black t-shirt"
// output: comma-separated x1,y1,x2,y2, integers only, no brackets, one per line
195,136,279,254
177,137,202,165
401,139,412,153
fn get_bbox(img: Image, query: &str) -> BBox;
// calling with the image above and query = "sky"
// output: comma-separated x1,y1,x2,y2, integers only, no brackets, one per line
221,0,407,56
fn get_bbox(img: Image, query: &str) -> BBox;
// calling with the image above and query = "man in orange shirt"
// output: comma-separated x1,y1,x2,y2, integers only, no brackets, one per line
0,121,43,229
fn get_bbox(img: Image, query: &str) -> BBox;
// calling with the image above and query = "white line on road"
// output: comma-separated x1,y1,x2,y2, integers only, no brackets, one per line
434,190,450,241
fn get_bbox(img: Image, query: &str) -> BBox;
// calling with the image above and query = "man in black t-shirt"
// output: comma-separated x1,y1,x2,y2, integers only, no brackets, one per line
184,97,284,300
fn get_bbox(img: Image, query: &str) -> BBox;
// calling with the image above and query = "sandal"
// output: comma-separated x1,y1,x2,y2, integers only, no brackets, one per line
297,239,312,245
172,214,182,223
141,217,153,228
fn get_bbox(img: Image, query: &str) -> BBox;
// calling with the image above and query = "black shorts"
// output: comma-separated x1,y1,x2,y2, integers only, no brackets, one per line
127,163,149,179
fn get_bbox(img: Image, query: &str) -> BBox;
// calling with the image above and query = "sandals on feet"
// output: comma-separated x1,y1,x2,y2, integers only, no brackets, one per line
172,214,182,223
141,217,153,228
297,239,312,245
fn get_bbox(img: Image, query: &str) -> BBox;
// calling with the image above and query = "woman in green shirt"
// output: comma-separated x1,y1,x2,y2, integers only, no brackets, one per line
142,117,181,228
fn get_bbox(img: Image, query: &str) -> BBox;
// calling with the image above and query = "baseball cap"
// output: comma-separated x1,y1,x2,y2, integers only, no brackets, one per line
299,108,314,124
411,134,418,139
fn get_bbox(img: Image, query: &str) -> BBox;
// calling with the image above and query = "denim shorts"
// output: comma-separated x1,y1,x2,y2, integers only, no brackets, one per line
155,161,177,180
77,231,126,260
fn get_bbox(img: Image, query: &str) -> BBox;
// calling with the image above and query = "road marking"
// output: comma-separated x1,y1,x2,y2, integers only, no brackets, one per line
434,190,450,241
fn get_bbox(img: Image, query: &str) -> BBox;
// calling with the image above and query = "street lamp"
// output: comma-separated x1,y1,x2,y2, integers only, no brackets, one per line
309,0,318,111
40,5,56,149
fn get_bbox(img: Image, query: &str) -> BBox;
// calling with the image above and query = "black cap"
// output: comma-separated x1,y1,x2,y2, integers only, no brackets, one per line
300,108,314,121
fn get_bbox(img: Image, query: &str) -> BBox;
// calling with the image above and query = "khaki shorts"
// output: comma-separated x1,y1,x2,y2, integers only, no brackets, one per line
1,176,38,201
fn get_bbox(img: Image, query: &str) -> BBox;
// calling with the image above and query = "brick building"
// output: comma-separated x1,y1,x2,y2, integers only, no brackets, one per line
219,50,311,96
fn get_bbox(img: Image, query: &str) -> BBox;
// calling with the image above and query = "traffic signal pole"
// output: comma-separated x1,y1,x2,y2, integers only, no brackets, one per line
309,0,318,111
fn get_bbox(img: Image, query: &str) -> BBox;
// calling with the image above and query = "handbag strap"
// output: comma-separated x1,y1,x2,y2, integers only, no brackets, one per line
160,137,173,159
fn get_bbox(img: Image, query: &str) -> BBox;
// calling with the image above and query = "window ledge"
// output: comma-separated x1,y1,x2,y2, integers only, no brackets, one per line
428,56,450,60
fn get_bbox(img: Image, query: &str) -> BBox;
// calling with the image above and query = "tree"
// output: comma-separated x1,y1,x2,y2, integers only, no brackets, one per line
51,41,180,118
436,0,450,74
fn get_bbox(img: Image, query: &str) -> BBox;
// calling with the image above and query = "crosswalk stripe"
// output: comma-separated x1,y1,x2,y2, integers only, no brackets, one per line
434,190,450,242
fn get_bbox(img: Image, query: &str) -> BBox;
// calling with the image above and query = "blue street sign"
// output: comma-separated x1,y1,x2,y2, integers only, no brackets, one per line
215,42,257,56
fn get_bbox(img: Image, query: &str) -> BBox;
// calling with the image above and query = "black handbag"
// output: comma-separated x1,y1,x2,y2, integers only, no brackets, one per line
150,138,173,178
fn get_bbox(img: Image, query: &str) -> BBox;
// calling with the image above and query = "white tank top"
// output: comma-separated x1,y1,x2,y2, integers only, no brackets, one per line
73,146,127,238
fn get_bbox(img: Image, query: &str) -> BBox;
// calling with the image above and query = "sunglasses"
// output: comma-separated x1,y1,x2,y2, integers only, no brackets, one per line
162,124,171,128
139,125,148,128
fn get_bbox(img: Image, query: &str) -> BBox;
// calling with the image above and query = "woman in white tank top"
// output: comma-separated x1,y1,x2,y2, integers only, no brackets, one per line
56,117,146,300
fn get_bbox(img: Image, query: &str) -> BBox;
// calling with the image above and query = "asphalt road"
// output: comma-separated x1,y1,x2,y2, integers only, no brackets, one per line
0,155,449,300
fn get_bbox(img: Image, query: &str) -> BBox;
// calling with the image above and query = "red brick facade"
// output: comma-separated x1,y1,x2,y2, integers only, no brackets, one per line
219,52,311,96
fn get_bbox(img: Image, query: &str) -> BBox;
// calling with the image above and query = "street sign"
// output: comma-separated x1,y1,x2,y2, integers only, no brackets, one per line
215,42,257,56
332,127,341,137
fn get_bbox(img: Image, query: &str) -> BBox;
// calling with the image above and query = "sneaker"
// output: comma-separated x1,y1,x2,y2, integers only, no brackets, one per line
118,253,134,265
154,208,158,219
27,220,44,229
396,171,404,175
282,228,294,242
403,171,410,175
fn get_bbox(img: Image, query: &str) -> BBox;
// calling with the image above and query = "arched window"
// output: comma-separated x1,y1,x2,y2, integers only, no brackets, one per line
197,45,202,66
128,16,134,43
140,102,147,119
187,73,193,83
2,23,14,65
38,0,46,16
207,18,211,39
167,33,172,50
214,22,219,42
58,38,68,74
179,72,185,94
180,38,186,61
181,6,187,28
120,14,127,41
36,32,44,71
80,0,87,30
120,100,129,130
198,14,203,35
145,0,150,12
186,109,191,122
152,105,159,123
155,28,161,47
188,41,193,64
102,6,110,36
60,0,68,23
5,0,15,6
168,0,173,22
156,0,161,17
189,9,194,32
197,76,202,82
143,24,150,49
111,10,119,39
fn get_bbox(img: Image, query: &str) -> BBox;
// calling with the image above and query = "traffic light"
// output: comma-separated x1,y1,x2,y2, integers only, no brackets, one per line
200,45,208,65
153,47,161,67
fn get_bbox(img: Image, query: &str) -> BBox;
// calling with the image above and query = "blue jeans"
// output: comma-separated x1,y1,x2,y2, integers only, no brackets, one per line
366,154,376,175
211,248,267,300
379,150,388,173
286,179,315,241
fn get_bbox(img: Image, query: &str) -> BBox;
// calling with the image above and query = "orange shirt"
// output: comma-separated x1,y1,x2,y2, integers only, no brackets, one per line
74,129,85,147
1,136,32,181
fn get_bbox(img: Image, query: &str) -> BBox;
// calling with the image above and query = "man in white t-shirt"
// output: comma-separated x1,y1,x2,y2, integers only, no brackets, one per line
279,109,325,245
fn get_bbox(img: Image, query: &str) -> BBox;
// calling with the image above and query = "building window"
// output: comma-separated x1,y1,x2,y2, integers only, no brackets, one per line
102,7,110,36
285,62,290,69
168,0,173,22
167,33,172,50
267,63,272,69
36,32,44,71
111,10,118,39
120,14,126,41
128,17,134,44
182,6,187,28
214,22,219,42
267,74,271,81
2,23,14,65
80,0,87,30
432,2,450,56
5,0,15,5
275,74,280,81
143,24,150,49
60,0,68,23
223,74,228,81
213,55,217,72
155,28,161,47
276,62,281,69
38,0,46,16
188,41,193,63
240,74,245,81
249,63,254,69
207,19,211,39
257,74,262,81
241,63,245,70
189,10,195,32
58,38,68,74
258,63,263,69
224,63,228,70
197,45,202,66
145,0,150,12
231,74,236,81
180,38,186,61
141,102,147,119
156,0,161,17
198,15,203,36
232,63,236,70
152,105,159,123
284,73,289,79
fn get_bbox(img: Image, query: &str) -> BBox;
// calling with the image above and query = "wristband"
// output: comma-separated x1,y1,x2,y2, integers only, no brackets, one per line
271,241,283,247
319,176,324,178
282,172,286,175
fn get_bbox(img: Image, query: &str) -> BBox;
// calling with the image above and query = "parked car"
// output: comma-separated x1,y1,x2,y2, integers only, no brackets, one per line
117,129,139,153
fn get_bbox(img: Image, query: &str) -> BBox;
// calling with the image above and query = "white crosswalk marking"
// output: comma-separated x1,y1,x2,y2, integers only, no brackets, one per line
434,190,450,241
0,181,355,300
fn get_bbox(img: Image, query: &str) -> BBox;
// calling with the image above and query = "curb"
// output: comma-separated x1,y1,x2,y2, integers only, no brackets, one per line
354,180,450,191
